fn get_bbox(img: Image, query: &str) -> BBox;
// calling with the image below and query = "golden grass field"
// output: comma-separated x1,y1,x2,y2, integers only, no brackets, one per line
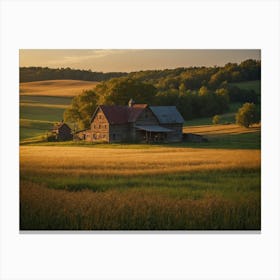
20,80,99,97
184,123,260,137
20,144,261,230
19,77,261,230
20,146,260,176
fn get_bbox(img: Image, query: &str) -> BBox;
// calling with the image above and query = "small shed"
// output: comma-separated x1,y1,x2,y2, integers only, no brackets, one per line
51,122,72,141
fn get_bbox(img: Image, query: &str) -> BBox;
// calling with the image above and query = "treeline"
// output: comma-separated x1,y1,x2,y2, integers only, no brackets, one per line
20,59,260,87
128,59,261,90
64,78,229,129
26,60,260,129
64,60,261,129
20,67,127,83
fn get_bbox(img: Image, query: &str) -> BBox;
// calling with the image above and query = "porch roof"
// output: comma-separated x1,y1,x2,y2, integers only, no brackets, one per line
135,125,173,132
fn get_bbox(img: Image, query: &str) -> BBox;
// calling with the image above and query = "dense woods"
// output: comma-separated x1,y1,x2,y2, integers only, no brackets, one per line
20,60,260,130
61,59,260,129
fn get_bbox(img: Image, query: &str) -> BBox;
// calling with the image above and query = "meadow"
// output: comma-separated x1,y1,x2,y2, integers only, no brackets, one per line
229,80,261,96
20,145,261,230
20,80,98,140
19,79,261,230
20,79,99,97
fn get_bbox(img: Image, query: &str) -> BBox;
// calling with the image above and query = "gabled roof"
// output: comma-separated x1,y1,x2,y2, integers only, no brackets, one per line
99,105,128,124
127,104,148,122
149,106,184,124
91,104,148,124
52,122,71,130
90,104,184,125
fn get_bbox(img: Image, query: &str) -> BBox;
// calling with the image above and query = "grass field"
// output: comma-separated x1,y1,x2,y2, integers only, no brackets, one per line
20,98,72,139
20,101,67,140
184,103,243,126
20,80,99,140
20,145,261,230
20,80,99,97
230,80,261,96
19,79,261,230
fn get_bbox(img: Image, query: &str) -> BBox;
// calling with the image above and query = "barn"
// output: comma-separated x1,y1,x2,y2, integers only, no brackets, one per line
77,99,184,143
51,122,72,141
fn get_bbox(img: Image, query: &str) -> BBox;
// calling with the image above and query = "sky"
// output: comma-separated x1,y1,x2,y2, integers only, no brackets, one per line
19,49,261,73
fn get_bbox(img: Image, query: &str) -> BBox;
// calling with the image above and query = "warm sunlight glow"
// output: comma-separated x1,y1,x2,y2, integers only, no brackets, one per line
19,49,261,72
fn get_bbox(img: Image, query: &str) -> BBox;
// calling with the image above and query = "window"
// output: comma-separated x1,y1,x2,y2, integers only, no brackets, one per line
99,124,101,129
112,133,116,140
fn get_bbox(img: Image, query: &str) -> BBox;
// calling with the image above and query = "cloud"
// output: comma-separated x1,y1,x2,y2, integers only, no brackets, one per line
46,50,132,67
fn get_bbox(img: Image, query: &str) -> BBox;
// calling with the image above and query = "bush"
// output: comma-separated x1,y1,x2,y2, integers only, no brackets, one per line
212,115,220,125
236,103,259,128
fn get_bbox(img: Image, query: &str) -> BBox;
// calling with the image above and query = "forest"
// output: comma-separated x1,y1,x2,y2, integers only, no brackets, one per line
58,59,261,129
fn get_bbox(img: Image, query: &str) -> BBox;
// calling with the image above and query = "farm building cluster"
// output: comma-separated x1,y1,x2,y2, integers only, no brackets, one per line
51,99,207,143
75,99,184,143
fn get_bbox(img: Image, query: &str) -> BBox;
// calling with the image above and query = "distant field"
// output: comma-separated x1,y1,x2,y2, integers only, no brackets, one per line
20,145,260,230
20,103,66,140
20,119,54,140
184,103,243,127
185,123,260,136
20,80,99,140
230,80,261,96
20,79,99,97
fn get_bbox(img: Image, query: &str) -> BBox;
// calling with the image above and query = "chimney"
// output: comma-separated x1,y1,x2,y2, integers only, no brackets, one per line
128,98,135,107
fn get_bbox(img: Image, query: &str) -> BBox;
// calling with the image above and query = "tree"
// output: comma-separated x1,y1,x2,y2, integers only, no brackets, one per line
235,103,259,128
212,115,220,125
64,90,99,130
198,86,210,96
96,77,157,105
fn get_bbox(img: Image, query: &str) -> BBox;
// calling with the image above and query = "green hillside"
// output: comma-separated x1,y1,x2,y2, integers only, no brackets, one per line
230,80,260,96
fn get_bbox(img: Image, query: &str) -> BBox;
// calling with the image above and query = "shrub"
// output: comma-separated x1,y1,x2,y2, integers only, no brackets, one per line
236,103,259,128
212,115,220,125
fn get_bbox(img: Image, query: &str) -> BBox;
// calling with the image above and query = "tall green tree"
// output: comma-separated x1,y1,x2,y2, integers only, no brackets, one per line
64,90,99,130
96,77,157,105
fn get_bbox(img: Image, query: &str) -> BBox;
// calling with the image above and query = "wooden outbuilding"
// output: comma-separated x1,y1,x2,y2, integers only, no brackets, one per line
51,122,72,141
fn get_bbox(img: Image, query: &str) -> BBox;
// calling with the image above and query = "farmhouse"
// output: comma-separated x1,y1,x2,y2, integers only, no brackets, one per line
51,122,72,141
76,99,184,143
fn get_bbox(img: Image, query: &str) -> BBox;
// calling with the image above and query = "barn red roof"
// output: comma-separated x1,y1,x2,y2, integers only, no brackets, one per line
99,105,128,124
93,104,148,124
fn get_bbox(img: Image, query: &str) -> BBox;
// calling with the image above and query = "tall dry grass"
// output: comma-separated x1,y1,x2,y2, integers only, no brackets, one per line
20,180,260,230
20,146,261,230
20,146,260,176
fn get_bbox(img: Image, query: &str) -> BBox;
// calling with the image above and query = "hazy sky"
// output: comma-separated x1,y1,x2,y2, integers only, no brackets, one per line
19,49,260,73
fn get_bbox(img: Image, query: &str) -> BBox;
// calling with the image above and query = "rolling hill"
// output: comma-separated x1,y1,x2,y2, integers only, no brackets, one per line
20,80,100,140
20,79,99,97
